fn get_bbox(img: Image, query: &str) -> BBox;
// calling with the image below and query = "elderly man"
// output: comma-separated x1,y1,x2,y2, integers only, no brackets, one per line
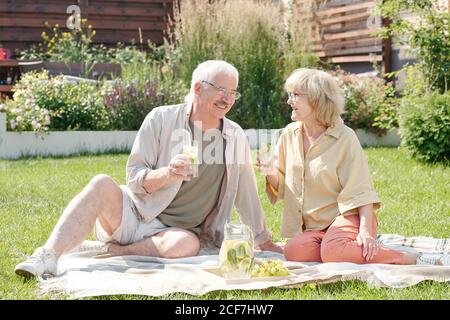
15,60,282,278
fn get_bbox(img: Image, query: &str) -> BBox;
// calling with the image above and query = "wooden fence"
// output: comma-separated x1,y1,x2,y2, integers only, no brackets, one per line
0,0,174,51
310,0,390,73
4,0,448,73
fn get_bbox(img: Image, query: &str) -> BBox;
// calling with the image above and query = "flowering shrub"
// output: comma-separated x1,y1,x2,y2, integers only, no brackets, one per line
44,79,109,131
332,70,398,135
4,71,53,134
104,75,187,130
19,19,100,64
104,79,164,130
4,68,187,133
4,71,109,133
19,20,161,66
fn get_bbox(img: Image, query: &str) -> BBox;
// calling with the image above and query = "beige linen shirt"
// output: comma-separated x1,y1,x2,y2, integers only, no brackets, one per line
266,120,380,238
125,103,271,247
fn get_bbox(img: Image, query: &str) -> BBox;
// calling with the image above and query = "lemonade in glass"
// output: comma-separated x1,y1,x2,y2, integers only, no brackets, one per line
182,142,199,178
257,143,276,176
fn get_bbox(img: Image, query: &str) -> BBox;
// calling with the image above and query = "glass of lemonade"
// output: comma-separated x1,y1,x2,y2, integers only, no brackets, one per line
182,141,199,178
257,143,276,176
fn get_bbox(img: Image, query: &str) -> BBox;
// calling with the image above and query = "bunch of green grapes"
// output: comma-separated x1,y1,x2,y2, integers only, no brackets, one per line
251,259,289,277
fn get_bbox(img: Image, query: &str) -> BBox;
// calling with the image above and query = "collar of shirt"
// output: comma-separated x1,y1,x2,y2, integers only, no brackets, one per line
293,118,345,140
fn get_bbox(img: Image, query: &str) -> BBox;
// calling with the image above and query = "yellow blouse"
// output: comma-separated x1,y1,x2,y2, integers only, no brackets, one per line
266,120,380,238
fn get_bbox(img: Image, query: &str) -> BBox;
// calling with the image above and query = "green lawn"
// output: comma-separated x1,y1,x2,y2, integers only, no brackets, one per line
1,148,449,299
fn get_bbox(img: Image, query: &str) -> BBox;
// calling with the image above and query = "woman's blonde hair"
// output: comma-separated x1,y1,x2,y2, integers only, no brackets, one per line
285,68,344,127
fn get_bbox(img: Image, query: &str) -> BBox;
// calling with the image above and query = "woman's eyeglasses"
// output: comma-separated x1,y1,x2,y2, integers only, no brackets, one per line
287,92,306,102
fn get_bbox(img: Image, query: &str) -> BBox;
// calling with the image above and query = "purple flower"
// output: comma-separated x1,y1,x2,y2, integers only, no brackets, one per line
127,82,138,98
144,81,157,99
105,92,118,109
10,119,17,130
113,81,122,97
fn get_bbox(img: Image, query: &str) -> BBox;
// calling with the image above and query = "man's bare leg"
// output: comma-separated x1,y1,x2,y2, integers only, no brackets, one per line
16,173,200,278
15,174,124,277
108,228,201,258
44,174,123,259
45,172,200,259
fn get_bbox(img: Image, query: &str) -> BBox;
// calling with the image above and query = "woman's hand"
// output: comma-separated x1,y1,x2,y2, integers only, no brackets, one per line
356,228,380,262
256,151,278,176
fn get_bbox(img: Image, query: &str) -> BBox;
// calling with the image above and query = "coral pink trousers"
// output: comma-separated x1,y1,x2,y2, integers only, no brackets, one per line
284,214,405,264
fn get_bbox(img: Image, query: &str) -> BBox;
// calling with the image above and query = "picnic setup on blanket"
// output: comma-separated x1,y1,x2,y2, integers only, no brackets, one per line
39,233,450,299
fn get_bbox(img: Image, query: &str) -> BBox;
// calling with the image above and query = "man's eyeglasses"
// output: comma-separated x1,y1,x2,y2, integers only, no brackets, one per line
202,80,241,100
287,92,306,102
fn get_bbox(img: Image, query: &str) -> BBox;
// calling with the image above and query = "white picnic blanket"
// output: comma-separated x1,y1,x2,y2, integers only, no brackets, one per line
39,234,450,299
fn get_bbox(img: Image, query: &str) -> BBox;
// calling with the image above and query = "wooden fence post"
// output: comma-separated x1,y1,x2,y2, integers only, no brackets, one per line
381,18,392,78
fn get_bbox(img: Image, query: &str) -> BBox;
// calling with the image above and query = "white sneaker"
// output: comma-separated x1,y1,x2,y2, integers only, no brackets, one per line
416,253,450,266
15,247,58,278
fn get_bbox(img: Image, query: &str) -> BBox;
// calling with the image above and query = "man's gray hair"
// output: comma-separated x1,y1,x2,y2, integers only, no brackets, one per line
185,60,239,104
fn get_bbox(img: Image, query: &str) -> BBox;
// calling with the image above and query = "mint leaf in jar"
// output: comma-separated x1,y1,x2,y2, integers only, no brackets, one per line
227,248,237,265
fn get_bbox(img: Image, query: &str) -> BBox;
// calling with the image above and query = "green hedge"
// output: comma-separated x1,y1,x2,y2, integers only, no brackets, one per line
399,92,450,163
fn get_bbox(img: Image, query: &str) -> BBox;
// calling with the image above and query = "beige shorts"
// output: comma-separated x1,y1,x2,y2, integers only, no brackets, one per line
94,185,170,245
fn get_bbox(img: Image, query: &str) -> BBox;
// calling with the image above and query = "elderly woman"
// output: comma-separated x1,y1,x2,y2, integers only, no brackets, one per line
259,68,448,266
